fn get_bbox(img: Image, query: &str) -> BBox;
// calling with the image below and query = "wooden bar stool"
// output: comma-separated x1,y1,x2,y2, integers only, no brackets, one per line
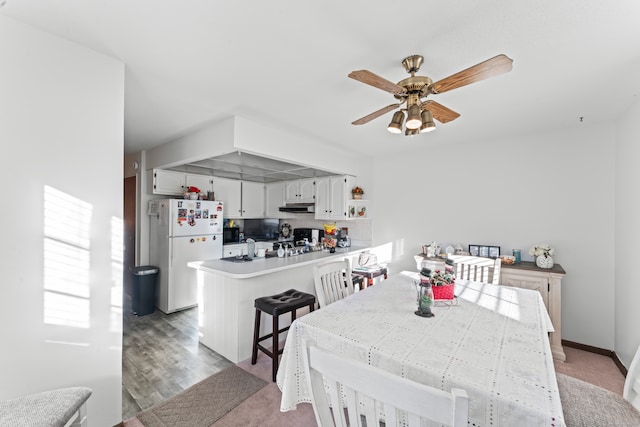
251,289,316,381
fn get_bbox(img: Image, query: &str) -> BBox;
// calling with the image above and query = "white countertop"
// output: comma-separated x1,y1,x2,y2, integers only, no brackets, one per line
188,245,370,279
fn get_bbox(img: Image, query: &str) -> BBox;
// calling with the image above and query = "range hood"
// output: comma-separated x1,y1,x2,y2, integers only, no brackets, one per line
279,203,315,213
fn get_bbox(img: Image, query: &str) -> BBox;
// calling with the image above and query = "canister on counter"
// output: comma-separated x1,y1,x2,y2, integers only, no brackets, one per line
512,249,521,263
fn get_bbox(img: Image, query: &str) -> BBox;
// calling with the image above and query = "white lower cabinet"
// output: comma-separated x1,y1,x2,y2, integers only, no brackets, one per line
500,263,566,361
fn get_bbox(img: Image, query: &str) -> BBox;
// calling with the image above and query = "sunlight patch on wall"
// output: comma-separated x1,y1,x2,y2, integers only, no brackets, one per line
43,185,92,328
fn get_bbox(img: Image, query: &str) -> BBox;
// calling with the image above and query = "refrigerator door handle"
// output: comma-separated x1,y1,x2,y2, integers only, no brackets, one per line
169,237,173,266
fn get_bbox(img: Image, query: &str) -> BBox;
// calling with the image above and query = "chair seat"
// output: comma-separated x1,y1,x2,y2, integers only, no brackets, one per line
0,387,92,427
254,289,316,316
557,373,640,427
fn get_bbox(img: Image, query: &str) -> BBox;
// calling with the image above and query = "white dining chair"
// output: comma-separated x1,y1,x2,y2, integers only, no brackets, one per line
451,255,501,285
302,340,469,427
557,344,640,426
313,259,355,307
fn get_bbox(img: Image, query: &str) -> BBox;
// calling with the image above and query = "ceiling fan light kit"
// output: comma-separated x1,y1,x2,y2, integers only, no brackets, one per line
349,53,513,137
419,110,436,133
387,111,405,134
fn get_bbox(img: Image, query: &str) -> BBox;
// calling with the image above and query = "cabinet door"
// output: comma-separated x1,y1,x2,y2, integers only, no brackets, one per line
298,178,316,203
328,176,347,220
314,177,331,219
265,182,291,218
185,174,213,194
214,177,242,218
153,169,186,195
500,272,549,310
284,181,300,203
223,244,245,257
241,181,265,218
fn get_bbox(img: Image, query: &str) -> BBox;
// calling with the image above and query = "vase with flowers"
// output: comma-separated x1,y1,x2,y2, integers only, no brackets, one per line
529,243,555,269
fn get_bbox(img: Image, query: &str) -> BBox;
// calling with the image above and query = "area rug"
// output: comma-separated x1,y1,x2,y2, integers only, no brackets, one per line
136,365,267,427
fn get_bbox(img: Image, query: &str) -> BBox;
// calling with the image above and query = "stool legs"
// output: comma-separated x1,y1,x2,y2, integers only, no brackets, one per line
251,308,261,365
251,303,317,382
271,312,279,382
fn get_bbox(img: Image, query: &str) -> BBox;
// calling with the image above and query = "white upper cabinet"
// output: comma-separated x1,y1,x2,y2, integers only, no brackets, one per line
315,175,357,220
285,178,315,203
265,182,292,218
213,177,242,217
152,169,213,196
213,178,265,218
241,181,265,218
185,174,214,194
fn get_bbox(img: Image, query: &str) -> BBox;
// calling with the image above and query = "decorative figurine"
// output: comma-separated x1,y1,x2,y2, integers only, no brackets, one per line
415,268,435,318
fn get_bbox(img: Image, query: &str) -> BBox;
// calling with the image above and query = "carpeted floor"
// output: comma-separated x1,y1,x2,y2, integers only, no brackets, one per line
124,345,626,427
554,345,625,395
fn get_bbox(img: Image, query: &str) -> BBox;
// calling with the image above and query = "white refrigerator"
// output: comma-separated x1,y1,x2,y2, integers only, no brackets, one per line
149,199,224,313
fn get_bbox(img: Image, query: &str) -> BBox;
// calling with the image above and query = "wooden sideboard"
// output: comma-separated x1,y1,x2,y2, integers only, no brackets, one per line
500,262,566,361
414,254,566,361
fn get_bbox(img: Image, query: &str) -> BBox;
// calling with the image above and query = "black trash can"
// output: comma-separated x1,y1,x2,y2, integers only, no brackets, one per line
131,266,159,316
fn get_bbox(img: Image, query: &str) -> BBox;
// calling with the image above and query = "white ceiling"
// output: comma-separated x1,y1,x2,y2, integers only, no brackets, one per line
2,1,640,157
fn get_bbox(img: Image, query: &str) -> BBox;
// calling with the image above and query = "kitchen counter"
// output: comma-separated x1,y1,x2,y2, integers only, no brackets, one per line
188,245,369,279
188,245,371,363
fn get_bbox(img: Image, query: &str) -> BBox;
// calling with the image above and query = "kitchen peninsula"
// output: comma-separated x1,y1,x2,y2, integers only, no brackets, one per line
188,245,370,363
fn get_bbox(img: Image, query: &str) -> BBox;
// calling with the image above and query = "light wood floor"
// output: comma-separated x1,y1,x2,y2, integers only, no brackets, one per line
122,305,233,421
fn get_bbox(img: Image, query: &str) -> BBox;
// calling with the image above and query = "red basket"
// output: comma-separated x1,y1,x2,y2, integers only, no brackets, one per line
432,283,455,300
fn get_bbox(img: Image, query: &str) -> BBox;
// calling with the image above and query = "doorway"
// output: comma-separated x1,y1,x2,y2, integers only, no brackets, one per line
123,176,136,309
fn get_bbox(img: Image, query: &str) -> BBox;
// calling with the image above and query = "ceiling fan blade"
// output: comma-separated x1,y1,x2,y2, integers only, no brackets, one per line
428,54,513,94
352,103,401,125
422,100,460,123
348,70,406,96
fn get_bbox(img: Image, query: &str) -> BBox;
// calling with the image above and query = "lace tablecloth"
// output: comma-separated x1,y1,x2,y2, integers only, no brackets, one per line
277,272,565,427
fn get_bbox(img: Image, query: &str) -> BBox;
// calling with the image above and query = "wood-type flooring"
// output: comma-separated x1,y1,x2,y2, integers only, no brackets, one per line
122,304,233,421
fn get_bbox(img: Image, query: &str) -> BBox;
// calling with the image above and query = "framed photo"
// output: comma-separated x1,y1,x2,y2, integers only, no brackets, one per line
469,245,480,256
489,246,501,258
479,246,490,257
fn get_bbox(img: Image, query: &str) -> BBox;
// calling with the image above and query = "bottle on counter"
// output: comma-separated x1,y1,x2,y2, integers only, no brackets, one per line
304,238,310,253
277,243,285,258
246,238,255,259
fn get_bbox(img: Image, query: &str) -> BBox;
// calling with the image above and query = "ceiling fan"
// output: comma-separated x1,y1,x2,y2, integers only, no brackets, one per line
348,54,513,135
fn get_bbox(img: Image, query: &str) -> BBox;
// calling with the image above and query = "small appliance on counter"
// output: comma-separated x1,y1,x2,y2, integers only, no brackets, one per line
223,227,240,244
293,228,324,246
337,227,351,247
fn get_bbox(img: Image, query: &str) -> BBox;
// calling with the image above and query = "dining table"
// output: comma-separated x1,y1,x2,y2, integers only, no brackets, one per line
276,271,566,426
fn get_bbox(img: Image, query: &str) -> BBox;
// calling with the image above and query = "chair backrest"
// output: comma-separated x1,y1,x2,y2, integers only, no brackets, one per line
302,341,469,427
313,259,355,307
624,344,640,410
451,255,501,285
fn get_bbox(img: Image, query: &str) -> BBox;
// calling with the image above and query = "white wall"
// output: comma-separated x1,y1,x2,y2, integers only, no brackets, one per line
0,15,124,424
372,123,616,350
614,98,640,367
